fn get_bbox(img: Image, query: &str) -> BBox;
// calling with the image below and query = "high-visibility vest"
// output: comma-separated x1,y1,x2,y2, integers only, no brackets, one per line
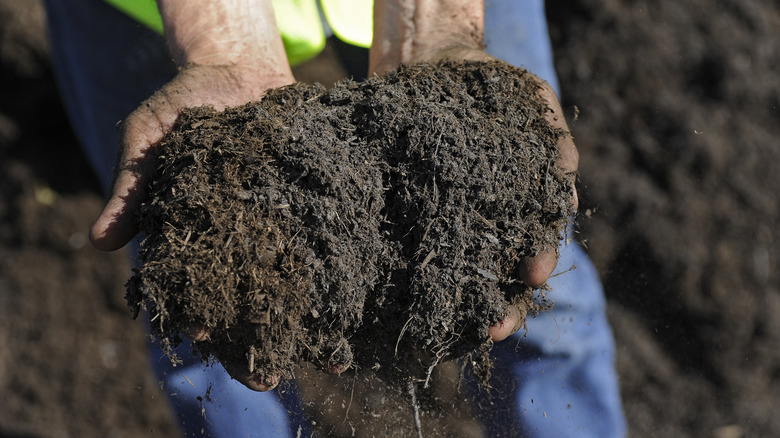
103,0,372,65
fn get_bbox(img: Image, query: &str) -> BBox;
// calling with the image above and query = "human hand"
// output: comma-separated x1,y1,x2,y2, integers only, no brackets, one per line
87,0,305,392
91,66,297,393
490,92,579,341
371,0,579,342
90,0,294,251
89,63,294,251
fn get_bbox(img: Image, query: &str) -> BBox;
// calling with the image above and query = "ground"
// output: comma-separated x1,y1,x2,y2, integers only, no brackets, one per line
0,1,778,437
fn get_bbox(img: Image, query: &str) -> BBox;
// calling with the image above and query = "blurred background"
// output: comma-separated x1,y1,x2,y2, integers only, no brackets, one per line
1,0,777,436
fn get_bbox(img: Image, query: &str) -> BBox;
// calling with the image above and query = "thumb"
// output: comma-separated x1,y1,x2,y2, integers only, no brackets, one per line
89,168,144,251
90,104,170,251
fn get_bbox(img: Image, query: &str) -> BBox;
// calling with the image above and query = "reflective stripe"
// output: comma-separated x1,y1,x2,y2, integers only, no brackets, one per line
272,0,327,65
103,0,371,65
104,0,163,34
320,0,372,48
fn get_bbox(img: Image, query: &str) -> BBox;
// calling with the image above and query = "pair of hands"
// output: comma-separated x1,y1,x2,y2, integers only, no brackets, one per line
90,0,578,391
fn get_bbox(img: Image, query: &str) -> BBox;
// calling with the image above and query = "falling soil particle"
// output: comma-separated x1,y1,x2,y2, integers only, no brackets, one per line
128,60,574,385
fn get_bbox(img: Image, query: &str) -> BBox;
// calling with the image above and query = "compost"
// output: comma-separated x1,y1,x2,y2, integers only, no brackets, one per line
129,61,573,383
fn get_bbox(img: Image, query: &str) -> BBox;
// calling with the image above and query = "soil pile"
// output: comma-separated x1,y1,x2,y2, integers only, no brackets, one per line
130,61,574,383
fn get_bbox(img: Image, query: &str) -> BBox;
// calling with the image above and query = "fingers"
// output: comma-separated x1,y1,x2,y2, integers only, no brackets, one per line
488,311,525,342
187,324,282,391
497,77,578,296
189,324,282,392
518,249,558,289
537,80,578,172
488,315,516,342
492,248,559,343
490,247,558,343
90,100,170,251
89,163,150,250
244,373,280,392
324,342,353,375
89,65,295,252
89,186,140,251
222,358,281,392
188,324,348,390
325,361,351,375
185,322,210,342
538,79,579,213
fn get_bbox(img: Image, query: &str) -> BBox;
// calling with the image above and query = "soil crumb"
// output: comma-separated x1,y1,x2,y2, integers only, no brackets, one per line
129,60,574,384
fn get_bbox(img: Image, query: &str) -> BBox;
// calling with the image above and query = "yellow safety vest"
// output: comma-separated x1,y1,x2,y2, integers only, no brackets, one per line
104,0,372,65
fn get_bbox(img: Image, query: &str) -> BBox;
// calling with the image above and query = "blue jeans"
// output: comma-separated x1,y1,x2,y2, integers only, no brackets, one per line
44,0,625,436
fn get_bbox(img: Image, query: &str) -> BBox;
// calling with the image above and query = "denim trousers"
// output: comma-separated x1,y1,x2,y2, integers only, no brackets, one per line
43,0,626,436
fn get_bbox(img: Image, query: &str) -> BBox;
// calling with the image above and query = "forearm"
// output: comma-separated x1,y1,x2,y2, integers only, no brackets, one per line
370,0,485,73
157,0,291,76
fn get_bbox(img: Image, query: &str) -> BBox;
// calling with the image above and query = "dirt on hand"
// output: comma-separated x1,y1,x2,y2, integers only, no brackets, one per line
128,61,574,385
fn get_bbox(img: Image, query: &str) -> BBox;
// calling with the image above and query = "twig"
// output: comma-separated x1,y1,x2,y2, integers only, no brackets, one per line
408,380,424,438
419,249,436,270
395,316,414,356
343,377,355,423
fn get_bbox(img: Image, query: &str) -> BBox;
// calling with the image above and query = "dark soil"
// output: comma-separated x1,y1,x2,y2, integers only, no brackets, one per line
2,0,779,437
131,61,572,383
547,0,780,436
0,3,178,437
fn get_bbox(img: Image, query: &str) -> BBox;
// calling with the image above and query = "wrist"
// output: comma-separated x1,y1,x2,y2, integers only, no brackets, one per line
370,0,484,74
172,62,295,106
158,0,290,70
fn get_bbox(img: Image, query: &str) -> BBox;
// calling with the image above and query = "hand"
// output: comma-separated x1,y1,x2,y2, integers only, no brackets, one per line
371,0,579,342
89,63,294,251
91,63,299,391
487,71,579,342
88,0,304,392
90,0,294,251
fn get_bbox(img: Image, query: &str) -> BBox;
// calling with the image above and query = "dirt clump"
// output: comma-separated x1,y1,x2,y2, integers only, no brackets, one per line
128,60,574,384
